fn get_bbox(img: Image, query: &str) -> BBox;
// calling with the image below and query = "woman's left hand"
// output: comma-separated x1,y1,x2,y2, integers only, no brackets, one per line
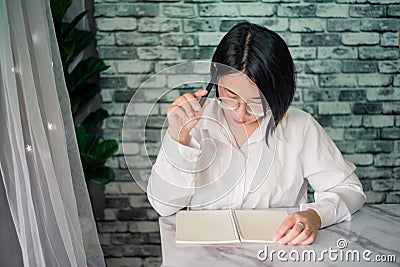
272,209,321,245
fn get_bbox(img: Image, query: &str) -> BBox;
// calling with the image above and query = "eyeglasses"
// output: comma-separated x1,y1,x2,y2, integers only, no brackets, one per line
216,97,266,117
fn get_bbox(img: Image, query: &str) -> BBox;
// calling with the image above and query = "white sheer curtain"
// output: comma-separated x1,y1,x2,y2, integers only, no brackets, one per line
0,0,105,266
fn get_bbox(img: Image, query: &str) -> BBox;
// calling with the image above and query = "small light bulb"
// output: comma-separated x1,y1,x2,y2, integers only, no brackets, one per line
32,33,39,43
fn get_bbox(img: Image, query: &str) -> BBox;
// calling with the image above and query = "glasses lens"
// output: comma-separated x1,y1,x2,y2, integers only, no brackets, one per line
217,97,266,116
246,103,264,116
217,97,238,110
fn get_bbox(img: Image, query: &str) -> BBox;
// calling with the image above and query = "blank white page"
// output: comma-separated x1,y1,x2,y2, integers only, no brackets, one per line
175,210,239,244
234,210,288,243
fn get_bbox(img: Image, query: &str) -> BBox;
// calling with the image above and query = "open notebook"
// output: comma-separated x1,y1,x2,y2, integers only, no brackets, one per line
176,209,288,244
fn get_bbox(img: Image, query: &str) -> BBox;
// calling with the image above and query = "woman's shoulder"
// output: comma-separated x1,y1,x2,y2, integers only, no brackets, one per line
265,106,313,143
283,106,330,140
283,106,312,127
273,106,328,147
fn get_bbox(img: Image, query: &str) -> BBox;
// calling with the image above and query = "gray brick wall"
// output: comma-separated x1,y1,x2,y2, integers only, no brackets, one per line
93,0,400,266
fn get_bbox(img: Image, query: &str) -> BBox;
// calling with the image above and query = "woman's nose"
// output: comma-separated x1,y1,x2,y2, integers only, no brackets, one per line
235,102,248,118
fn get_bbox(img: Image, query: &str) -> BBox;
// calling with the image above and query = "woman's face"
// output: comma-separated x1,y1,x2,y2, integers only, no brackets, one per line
217,72,263,126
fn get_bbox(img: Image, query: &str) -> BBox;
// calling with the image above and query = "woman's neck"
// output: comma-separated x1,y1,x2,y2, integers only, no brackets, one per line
223,113,263,149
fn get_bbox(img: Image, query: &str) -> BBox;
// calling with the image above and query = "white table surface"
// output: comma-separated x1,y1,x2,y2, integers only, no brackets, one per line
159,204,400,266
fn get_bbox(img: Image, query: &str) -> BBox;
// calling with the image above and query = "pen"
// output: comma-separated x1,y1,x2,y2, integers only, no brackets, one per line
199,63,218,107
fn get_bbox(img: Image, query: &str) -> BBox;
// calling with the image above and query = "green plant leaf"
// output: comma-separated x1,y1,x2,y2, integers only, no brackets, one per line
50,0,73,24
60,10,88,43
80,133,102,168
85,166,115,185
85,133,102,155
78,134,118,168
60,22,69,38
81,153,98,169
61,30,94,69
95,140,119,163
51,1,118,188
75,124,86,152
70,83,101,116
81,108,109,131
68,57,109,93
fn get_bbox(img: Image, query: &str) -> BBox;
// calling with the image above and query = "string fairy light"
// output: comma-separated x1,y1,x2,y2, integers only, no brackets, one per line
47,122,55,130
26,144,32,152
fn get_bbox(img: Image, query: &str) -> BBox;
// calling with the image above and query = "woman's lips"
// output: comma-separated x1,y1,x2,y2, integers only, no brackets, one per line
233,118,247,124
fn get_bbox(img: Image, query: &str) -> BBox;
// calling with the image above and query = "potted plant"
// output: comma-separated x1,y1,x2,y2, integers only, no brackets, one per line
51,0,118,219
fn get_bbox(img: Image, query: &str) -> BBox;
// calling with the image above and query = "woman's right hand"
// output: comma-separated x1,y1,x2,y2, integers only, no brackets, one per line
167,89,210,145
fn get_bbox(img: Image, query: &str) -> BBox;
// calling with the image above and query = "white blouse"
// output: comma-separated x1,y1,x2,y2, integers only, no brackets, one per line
147,100,366,228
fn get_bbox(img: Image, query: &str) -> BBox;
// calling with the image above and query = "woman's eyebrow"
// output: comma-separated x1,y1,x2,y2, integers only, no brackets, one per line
224,87,238,95
224,87,261,100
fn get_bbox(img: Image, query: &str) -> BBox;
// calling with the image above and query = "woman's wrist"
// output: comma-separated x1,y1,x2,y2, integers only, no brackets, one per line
305,208,322,229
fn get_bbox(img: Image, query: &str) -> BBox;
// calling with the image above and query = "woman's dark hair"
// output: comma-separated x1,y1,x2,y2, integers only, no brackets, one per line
211,21,296,145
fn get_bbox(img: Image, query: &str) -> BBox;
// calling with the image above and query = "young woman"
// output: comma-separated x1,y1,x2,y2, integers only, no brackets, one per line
147,22,366,245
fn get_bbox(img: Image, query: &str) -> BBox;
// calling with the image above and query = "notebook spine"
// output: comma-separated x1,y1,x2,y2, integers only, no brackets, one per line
229,209,241,242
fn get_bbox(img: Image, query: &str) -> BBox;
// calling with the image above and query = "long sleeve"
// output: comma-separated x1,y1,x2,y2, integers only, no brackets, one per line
300,172,366,228
147,131,202,216
299,114,366,228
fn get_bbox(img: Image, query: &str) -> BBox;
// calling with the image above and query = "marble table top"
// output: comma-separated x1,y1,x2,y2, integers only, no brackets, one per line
159,204,400,266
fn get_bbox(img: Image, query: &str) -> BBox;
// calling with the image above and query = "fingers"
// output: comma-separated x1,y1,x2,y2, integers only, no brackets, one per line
272,216,295,242
299,234,317,245
193,89,209,98
187,90,211,111
167,105,187,120
276,222,305,245
175,90,205,110
180,94,200,118
289,227,314,245
166,89,211,142
273,211,319,245
170,90,210,118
